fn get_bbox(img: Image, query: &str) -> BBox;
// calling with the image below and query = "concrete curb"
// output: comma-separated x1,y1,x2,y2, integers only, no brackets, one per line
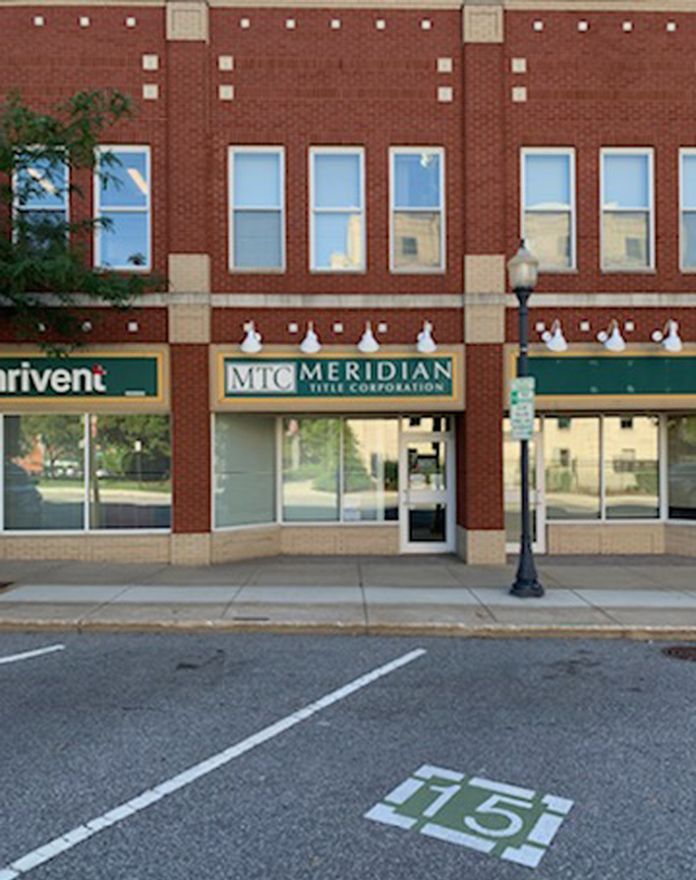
3,617,696,640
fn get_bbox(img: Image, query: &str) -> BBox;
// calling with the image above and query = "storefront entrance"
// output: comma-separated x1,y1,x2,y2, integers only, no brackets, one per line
398,417,455,553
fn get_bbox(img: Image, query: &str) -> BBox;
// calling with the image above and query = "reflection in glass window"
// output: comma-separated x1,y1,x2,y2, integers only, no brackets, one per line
343,419,398,521
522,150,574,270
230,149,284,269
391,149,444,271
310,150,364,271
544,416,600,519
95,147,151,269
681,152,696,270
215,414,276,527
14,154,69,250
89,415,171,529
601,150,653,270
282,418,340,521
3,415,84,530
604,416,658,519
668,415,696,519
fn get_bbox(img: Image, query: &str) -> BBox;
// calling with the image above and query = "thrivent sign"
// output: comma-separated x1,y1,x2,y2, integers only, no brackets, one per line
0,356,161,400
223,357,454,399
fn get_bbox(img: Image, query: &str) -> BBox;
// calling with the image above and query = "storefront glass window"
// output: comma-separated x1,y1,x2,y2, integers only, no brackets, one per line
215,414,276,527
668,415,696,519
544,416,600,519
604,416,658,519
343,419,398,521
3,414,84,530
89,415,171,529
282,418,340,521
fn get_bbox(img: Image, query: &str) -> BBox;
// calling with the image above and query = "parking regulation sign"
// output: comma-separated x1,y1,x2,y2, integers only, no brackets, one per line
510,377,536,441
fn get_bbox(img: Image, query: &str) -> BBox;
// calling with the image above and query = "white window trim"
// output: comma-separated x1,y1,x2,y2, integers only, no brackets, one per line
389,146,446,274
94,145,152,272
520,147,576,272
309,146,366,273
600,146,655,273
12,148,70,243
679,147,696,273
228,146,286,273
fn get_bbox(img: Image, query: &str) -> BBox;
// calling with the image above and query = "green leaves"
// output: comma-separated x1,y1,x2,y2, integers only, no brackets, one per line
0,90,162,348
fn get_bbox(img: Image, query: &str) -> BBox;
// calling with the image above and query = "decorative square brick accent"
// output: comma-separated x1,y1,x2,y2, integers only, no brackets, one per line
437,57,453,74
143,84,159,101
463,6,503,44
438,86,453,103
168,253,211,293
166,1,208,41
143,54,159,71
465,255,506,295
218,55,234,71
512,86,527,103
219,85,234,101
511,57,527,74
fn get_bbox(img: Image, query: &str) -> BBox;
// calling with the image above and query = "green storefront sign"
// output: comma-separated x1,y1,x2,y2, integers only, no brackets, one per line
222,356,454,399
529,355,696,397
0,355,161,399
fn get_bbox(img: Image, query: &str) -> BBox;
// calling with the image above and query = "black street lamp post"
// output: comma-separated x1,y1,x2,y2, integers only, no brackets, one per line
508,243,544,599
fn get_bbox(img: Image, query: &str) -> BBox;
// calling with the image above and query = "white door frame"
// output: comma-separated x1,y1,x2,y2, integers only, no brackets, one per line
399,430,456,553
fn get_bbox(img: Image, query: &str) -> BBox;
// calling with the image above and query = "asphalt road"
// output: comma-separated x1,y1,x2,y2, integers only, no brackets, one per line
1,631,695,879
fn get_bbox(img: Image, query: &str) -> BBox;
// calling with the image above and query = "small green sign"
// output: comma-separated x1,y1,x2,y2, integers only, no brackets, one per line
0,356,160,399
510,377,535,441
223,356,454,399
365,764,573,869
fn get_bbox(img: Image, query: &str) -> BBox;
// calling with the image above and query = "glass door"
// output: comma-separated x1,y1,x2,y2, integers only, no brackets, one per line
503,423,545,554
399,424,455,553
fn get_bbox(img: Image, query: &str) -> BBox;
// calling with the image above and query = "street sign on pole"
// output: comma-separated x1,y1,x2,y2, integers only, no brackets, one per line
510,377,535,441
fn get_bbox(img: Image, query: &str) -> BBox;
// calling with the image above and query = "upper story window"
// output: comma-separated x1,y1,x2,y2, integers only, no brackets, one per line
390,148,445,272
14,153,69,247
600,148,653,271
310,147,365,272
680,149,696,271
94,146,151,270
229,147,285,271
521,148,575,271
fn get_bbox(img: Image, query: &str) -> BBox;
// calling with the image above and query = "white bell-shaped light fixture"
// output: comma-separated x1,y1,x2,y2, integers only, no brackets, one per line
357,321,380,353
652,319,683,353
597,319,626,352
300,321,321,354
416,320,437,353
541,319,568,352
240,320,262,354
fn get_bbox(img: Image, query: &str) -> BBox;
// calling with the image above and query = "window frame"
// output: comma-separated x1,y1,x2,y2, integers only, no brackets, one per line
600,146,655,273
228,145,286,273
93,144,152,272
309,146,366,273
12,148,70,243
0,411,171,534
389,146,446,274
520,146,576,272
679,147,696,273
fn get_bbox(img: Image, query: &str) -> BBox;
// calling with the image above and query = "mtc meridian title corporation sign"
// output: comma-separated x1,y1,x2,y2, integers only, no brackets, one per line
222,356,455,400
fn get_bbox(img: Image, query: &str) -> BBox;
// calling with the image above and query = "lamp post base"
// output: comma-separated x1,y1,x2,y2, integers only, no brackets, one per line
510,548,545,598
510,578,544,599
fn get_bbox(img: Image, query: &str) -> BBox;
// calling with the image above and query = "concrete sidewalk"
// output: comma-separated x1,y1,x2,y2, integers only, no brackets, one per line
1,554,696,637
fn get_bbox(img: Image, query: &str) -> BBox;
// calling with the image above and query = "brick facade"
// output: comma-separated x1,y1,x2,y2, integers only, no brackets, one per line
1,1,695,563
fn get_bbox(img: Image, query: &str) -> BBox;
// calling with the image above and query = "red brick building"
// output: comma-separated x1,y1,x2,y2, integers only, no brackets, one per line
1,0,696,565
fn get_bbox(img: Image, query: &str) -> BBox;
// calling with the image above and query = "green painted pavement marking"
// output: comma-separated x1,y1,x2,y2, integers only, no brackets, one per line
365,763,573,869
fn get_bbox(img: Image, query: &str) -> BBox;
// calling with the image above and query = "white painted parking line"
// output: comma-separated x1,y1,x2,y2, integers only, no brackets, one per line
0,644,65,666
0,647,426,879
